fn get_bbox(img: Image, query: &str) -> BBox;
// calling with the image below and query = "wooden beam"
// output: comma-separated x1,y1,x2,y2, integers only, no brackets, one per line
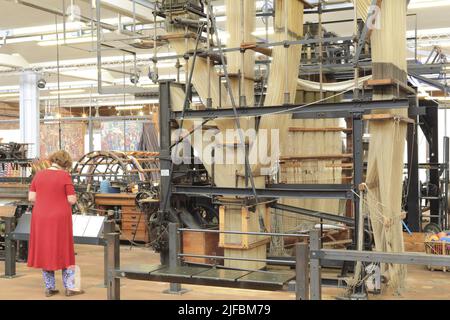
281,154,353,161
363,113,415,124
364,78,416,95
240,42,273,57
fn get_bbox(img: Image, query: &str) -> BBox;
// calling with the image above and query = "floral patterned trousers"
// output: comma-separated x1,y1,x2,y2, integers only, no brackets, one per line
42,269,75,290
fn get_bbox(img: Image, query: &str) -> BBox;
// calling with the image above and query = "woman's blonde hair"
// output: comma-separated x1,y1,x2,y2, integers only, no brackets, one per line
48,150,73,170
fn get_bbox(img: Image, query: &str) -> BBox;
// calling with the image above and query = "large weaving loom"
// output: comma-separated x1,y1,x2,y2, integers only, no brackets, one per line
163,0,409,290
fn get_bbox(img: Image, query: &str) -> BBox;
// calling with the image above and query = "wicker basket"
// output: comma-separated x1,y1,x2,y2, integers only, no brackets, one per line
424,241,450,272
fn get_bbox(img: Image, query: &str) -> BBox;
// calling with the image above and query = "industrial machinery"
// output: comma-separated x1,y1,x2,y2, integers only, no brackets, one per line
71,150,160,222
82,0,450,301
0,142,34,261
71,149,219,257
0,143,30,161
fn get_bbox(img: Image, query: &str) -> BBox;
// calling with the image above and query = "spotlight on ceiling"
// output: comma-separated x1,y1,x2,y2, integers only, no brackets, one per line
37,78,47,89
130,73,140,85
148,65,159,83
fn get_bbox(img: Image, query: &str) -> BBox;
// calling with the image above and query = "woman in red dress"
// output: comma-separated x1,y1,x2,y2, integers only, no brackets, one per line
28,150,84,297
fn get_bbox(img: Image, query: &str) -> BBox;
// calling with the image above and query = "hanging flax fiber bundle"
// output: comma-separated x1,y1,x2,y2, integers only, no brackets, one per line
354,0,408,293
166,1,267,269
280,90,344,232
165,0,307,269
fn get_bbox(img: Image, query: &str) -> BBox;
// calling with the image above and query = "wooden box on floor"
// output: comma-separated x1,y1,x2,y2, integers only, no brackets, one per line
403,232,426,253
220,205,271,270
182,230,224,265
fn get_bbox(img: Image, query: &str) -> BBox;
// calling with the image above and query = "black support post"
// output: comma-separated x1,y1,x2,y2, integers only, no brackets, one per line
3,217,16,278
407,116,420,232
309,229,322,300
103,220,115,287
427,105,440,224
158,80,174,265
106,231,120,300
164,223,188,295
352,113,364,245
443,137,449,230
295,243,310,300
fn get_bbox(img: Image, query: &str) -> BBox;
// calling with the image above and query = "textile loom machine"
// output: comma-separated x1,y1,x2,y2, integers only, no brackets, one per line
71,150,219,253
73,0,450,300
0,142,34,262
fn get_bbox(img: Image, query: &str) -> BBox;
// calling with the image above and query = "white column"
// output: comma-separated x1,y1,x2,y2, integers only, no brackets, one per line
19,71,40,158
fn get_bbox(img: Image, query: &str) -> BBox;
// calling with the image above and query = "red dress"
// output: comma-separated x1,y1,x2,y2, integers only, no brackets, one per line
27,169,76,271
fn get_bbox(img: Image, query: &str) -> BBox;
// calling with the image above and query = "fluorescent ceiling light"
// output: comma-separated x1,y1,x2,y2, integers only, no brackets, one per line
407,27,450,38
409,0,450,9
0,17,134,45
49,89,85,95
1,22,85,38
32,52,177,70
115,105,144,111
426,96,450,101
218,28,277,40
38,36,97,46
0,93,19,98
59,99,159,108
252,28,275,37
418,41,450,48
40,92,133,100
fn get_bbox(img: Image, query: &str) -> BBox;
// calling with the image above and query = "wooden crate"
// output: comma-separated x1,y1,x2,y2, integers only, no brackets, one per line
182,230,224,265
425,241,450,272
95,193,137,206
219,206,271,250
0,206,16,218
403,232,426,253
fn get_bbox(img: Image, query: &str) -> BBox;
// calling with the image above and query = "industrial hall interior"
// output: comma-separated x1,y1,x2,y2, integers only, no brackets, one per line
0,0,450,301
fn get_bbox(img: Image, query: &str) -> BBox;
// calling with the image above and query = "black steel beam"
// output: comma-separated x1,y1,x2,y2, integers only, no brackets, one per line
171,99,411,120
159,81,173,216
407,110,420,232
116,270,285,292
409,71,450,92
271,203,354,225
352,114,364,245
408,63,448,75
173,184,354,200
300,62,446,77
10,232,105,246
311,249,450,267
427,105,440,225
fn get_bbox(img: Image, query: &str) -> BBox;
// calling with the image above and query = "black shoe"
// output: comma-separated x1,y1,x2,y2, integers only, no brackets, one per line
45,289,59,297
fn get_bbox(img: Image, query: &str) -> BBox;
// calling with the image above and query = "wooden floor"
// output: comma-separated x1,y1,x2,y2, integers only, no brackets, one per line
0,244,449,300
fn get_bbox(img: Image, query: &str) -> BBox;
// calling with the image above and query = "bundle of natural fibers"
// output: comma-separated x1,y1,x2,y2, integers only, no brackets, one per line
297,75,372,92
245,0,306,261
246,0,305,177
280,90,346,232
221,0,270,269
263,0,346,234
166,3,268,270
354,0,408,294
168,29,237,187
225,0,255,107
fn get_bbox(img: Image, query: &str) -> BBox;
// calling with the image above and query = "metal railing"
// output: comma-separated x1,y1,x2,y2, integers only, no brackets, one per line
103,223,450,300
